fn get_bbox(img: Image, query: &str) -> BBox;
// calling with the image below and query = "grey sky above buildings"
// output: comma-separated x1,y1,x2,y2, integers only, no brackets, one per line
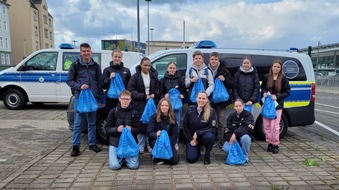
46,0,339,51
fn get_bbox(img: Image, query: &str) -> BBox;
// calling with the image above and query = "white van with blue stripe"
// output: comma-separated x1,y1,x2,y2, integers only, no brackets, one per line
0,47,143,110
130,46,316,139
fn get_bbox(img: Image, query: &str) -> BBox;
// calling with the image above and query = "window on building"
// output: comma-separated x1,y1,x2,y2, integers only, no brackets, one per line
35,26,38,36
1,54,5,65
3,21,6,30
49,32,52,40
33,11,37,21
45,43,49,48
2,7,5,14
43,15,47,24
0,37,3,48
0,20,2,30
44,28,48,38
5,38,8,48
35,41,39,51
49,18,51,27
6,54,10,65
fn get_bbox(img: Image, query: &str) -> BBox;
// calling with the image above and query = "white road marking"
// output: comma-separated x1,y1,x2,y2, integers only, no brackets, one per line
315,109,339,115
315,121,339,137
316,103,339,109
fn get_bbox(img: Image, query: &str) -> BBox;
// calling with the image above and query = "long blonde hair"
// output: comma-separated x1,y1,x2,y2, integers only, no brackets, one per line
198,91,211,122
156,97,176,125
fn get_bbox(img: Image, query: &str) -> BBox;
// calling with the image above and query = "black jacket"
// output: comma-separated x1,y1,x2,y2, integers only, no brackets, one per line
147,114,178,147
183,105,217,142
102,61,131,91
105,103,140,147
209,60,235,107
233,66,260,103
159,71,186,99
261,74,291,110
224,109,254,142
126,65,159,113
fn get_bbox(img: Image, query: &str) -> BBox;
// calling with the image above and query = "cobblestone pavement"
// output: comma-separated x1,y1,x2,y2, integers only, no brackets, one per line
0,103,338,189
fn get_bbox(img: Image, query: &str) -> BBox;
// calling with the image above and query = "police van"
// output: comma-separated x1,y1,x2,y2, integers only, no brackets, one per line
130,44,316,140
0,46,143,110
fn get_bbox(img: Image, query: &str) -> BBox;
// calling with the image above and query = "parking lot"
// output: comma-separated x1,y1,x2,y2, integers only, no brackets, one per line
0,101,338,190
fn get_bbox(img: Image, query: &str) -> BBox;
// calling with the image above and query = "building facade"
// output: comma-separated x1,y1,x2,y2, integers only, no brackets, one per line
0,0,11,67
146,40,195,55
7,0,54,65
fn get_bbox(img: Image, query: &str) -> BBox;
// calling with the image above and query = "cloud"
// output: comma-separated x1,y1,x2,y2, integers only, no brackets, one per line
47,0,339,51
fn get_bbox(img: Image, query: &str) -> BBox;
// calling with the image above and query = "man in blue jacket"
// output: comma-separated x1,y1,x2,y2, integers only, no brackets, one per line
66,43,103,157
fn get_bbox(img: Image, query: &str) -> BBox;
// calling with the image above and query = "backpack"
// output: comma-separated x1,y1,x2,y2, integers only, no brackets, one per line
188,67,209,78
71,60,99,95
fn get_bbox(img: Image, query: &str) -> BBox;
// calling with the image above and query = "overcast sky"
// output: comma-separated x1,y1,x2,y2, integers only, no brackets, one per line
46,0,339,51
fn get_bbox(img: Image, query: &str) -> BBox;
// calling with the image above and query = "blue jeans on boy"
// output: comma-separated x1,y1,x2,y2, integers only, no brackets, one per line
174,109,182,143
72,98,97,147
222,134,251,160
109,146,139,170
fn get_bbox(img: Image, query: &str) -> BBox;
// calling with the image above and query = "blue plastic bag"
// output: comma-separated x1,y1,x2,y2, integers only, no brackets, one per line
107,73,125,99
77,89,98,113
261,94,277,119
212,78,229,103
244,104,252,113
152,130,173,160
168,88,183,110
190,78,204,103
117,128,139,158
140,98,156,124
226,141,247,165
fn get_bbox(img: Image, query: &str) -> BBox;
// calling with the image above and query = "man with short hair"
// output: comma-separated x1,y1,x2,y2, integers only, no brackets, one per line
66,43,103,157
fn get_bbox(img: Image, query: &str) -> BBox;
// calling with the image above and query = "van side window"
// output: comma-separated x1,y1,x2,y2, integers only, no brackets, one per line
63,53,101,71
25,52,58,71
152,53,187,79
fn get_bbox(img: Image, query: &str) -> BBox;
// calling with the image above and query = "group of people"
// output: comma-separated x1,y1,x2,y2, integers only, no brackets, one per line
66,43,290,170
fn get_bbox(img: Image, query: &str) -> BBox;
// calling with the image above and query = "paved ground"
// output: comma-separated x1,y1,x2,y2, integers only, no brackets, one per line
0,103,338,189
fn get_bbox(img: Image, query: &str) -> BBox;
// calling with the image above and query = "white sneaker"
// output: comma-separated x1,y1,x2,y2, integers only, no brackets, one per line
174,143,179,151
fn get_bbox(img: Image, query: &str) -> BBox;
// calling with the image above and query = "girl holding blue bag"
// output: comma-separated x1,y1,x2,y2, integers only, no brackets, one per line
147,98,179,165
261,60,290,154
102,49,131,116
159,62,186,151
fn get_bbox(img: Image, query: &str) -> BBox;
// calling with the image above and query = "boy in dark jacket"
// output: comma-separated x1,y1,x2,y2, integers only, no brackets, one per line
105,90,141,170
223,98,254,161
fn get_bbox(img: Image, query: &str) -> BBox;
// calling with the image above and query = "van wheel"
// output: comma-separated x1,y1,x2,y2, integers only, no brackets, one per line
96,111,108,145
3,89,27,110
254,114,289,141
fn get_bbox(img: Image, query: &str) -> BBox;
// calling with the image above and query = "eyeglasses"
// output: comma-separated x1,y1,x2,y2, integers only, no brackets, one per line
120,98,131,101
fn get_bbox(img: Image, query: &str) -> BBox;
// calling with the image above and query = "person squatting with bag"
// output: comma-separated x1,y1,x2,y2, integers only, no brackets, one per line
183,91,217,165
66,43,102,157
207,52,235,150
222,98,254,162
102,49,131,116
185,50,214,105
159,61,186,151
105,90,141,170
261,59,290,154
147,98,180,165
233,56,260,113
127,57,159,154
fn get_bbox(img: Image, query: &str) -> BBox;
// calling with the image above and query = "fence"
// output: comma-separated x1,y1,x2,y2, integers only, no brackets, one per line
316,75,339,94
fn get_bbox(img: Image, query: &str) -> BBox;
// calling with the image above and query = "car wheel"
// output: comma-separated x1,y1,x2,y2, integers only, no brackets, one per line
96,111,108,145
3,89,27,110
254,113,289,140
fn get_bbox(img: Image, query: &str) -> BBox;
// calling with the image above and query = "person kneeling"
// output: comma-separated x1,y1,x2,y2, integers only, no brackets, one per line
147,98,179,165
106,90,141,170
223,98,254,162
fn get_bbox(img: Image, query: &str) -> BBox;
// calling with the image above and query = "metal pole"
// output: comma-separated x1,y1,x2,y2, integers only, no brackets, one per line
137,0,140,53
147,0,150,55
183,20,185,48
316,41,320,75
150,28,154,54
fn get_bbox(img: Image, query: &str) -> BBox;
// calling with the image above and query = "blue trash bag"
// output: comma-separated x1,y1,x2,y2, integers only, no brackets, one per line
77,89,98,113
190,78,205,103
107,73,125,99
117,128,139,158
152,130,173,160
261,94,277,119
140,98,156,124
212,78,229,103
168,88,183,110
244,104,252,113
226,141,247,165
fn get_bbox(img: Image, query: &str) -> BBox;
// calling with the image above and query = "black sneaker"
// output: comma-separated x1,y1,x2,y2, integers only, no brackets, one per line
204,158,211,165
272,145,279,154
89,145,101,153
70,146,80,157
267,144,273,152
217,141,223,150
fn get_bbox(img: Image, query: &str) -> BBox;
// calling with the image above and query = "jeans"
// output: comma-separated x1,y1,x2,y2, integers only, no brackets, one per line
263,109,282,146
109,145,139,170
223,134,251,160
72,98,97,147
137,133,150,151
174,109,182,143
186,132,215,163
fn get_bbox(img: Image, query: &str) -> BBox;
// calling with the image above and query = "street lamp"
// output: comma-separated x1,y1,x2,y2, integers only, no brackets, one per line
150,27,154,54
137,0,140,53
145,0,151,55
